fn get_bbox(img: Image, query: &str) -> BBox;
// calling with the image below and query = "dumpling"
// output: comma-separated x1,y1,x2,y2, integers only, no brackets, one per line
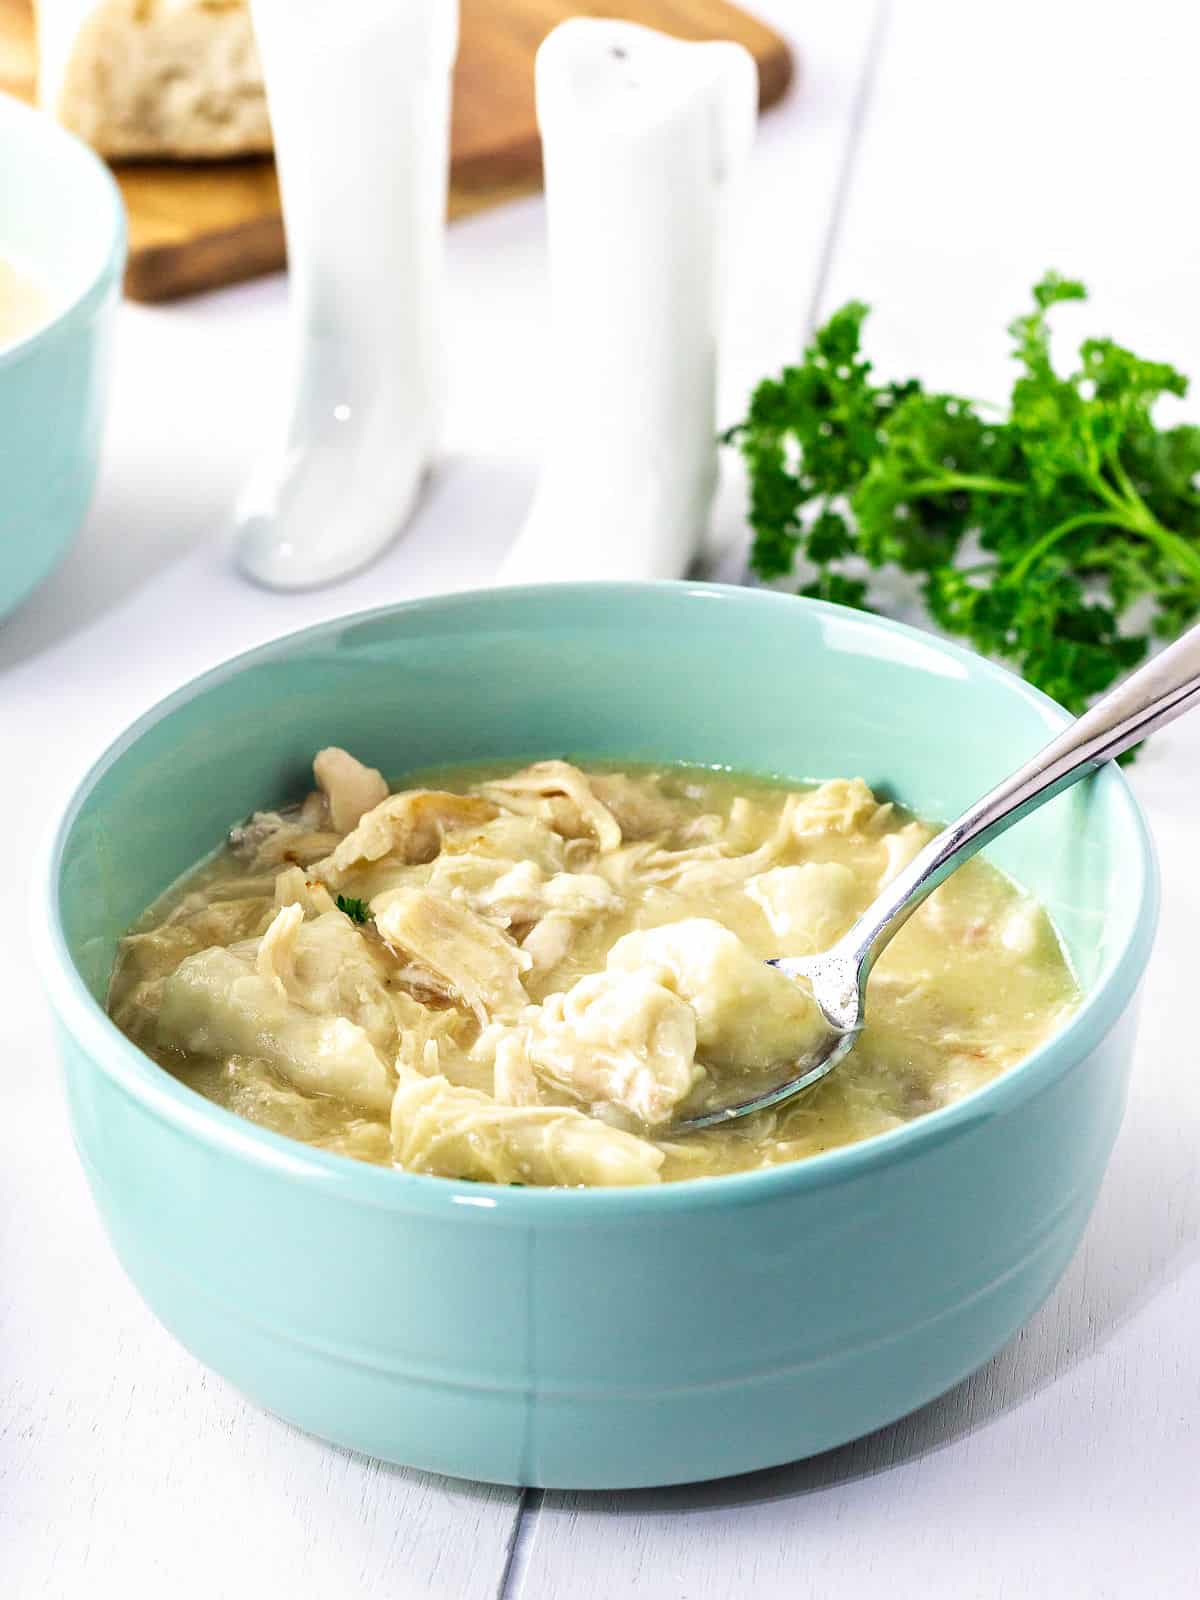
606,918,828,1071
518,968,702,1125
108,893,276,1045
114,895,274,989
788,778,880,839
746,862,860,951
390,1070,663,1185
878,821,934,886
157,906,396,1114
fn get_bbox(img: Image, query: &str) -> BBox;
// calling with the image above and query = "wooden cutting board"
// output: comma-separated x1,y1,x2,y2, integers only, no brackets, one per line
0,0,792,302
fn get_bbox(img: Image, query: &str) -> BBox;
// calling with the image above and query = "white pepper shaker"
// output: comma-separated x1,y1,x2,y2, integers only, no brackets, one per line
233,0,458,590
499,19,757,584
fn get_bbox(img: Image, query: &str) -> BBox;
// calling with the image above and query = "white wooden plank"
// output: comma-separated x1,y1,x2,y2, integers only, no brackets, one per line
515,2,1200,1595
819,0,1200,406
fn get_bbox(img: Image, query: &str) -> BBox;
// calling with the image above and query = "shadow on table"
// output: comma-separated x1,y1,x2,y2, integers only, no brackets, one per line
0,450,537,676
0,477,214,674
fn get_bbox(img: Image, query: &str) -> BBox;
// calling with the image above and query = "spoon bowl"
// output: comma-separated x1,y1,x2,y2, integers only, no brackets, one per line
678,950,862,1129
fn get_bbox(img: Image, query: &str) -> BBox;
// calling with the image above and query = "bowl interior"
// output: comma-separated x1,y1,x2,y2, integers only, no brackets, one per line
0,91,123,314
54,585,1149,1029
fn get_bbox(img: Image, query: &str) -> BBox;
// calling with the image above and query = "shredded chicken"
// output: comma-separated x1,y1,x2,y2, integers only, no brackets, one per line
272,865,338,918
313,746,389,834
230,810,342,871
589,772,683,840
480,761,623,853
372,886,531,1023
318,790,498,886
463,860,618,928
491,1033,541,1107
633,794,805,890
520,914,578,976
441,813,567,873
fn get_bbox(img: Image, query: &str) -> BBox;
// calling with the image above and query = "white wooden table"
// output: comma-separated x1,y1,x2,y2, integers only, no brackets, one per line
4,4,1199,1594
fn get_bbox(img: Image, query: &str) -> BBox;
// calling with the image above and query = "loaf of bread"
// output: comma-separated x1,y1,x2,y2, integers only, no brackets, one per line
35,0,272,159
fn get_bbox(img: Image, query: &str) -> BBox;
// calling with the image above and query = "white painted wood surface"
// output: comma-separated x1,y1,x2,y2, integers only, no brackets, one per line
4,2,1198,1594
0,5,875,1596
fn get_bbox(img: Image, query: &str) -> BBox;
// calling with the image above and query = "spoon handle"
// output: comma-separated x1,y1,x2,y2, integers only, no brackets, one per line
838,620,1200,983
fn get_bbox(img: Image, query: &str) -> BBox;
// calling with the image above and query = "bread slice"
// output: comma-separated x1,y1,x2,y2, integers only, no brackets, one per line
35,0,272,159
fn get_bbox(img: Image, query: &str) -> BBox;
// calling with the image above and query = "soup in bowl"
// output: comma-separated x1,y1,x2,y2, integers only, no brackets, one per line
34,583,1157,1487
107,755,1080,1183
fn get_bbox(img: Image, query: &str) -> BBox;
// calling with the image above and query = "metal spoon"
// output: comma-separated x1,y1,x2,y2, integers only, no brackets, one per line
677,620,1200,1131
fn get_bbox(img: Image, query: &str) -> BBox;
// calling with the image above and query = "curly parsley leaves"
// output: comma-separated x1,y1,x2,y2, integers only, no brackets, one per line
726,273,1200,714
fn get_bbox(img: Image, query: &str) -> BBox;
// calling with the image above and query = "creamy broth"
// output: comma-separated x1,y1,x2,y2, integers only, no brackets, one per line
0,255,50,345
108,755,1079,1185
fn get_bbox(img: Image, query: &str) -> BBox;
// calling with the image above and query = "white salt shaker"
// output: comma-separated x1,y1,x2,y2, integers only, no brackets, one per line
499,19,757,584
233,0,458,590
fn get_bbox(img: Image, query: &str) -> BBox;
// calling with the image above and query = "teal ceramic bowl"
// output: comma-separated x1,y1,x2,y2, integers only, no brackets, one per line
0,92,125,619
34,583,1157,1488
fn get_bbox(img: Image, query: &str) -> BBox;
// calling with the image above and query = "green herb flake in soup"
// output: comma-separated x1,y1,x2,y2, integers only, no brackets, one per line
107,750,1079,1186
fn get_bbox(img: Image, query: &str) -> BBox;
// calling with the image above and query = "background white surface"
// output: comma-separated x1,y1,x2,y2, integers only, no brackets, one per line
3,3,1199,1595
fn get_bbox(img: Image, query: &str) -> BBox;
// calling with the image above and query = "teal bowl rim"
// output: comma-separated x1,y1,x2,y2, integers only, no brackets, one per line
33,581,1160,1221
0,89,127,371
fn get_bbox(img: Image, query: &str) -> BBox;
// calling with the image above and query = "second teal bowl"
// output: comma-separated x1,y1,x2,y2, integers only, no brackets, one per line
0,91,125,620
34,583,1158,1487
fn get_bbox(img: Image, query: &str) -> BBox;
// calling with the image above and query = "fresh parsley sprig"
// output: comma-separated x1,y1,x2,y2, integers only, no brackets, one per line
726,273,1200,715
